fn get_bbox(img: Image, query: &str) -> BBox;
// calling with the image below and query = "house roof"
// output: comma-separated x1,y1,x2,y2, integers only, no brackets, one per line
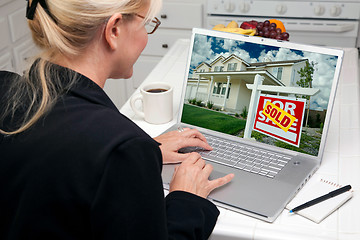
209,56,226,66
222,54,251,66
194,62,211,70
201,54,307,69
209,54,252,67
248,59,308,67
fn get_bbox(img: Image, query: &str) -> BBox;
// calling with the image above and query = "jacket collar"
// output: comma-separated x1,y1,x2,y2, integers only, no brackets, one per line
44,62,119,113
68,72,119,112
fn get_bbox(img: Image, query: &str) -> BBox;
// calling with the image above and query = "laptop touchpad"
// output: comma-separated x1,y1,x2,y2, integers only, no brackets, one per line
209,170,227,180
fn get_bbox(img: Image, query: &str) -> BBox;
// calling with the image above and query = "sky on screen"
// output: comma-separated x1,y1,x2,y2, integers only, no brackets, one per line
190,34,338,111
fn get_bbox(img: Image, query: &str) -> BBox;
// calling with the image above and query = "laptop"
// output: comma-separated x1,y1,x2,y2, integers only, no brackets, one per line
161,28,343,222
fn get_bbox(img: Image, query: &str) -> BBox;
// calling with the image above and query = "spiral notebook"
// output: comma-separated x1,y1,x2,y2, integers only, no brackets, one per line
286,178,353,223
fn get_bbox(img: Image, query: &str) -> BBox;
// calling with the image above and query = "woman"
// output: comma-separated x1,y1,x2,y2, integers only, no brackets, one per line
0,0,233,239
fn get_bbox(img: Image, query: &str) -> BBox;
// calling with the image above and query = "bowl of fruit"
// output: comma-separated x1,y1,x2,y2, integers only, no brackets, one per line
242,19,290,40
213,19,290,41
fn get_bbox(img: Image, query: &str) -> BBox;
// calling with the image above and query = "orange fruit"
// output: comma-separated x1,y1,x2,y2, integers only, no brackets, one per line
269,19,286,32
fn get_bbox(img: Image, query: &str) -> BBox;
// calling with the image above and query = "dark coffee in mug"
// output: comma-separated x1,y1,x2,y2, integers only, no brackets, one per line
131,82,173,124
147,88,168,93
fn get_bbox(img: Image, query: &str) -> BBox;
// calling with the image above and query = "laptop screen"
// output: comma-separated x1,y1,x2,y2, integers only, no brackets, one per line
180,29,343,158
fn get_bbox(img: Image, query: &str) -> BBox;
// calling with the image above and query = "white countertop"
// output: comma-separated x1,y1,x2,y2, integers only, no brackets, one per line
120,39,360,240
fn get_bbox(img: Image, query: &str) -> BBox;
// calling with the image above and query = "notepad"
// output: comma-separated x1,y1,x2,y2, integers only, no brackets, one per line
286,178,353,223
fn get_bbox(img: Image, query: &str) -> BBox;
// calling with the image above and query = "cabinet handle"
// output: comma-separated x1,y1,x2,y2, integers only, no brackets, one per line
162,44,168,48
160,14,167,19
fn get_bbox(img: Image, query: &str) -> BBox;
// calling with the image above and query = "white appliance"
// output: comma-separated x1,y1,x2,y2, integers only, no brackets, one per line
206,0,360,48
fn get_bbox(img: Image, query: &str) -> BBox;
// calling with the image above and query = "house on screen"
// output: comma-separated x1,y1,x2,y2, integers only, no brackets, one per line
186,54,308,113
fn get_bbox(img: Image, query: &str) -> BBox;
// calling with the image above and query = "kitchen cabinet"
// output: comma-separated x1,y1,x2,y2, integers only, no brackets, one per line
105,0,206,108
0,0,206,108
0,0,39,74
0,51,13,71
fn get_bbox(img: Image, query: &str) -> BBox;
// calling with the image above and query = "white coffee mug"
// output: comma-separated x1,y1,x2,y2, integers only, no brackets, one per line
130,82,173,124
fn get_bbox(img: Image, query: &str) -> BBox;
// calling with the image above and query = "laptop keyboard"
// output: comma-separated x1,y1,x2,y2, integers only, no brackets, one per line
187,133,292,179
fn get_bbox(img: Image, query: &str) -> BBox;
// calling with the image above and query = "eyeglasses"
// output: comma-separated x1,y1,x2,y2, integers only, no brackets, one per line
135,14,161,34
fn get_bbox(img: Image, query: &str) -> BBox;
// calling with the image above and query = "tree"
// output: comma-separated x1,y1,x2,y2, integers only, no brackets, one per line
297,61,315,91
296,61,316,127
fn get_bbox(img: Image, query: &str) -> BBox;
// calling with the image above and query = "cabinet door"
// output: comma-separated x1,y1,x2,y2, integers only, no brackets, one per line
0,0,11,7
8,7,30,43
142,29,192,56
158,2,203,29
132,55,162,89
103,79,130,110
0,15,10,52
0,51,14,72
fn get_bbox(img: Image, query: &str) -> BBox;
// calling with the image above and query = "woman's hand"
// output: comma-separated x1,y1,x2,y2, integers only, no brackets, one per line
154,128,213,164
169,153,234,199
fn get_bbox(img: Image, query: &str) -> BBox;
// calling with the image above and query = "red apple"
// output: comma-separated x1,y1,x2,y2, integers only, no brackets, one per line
240,21,257,29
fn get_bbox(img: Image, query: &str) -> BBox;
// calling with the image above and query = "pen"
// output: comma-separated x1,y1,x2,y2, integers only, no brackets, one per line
289,185,352,213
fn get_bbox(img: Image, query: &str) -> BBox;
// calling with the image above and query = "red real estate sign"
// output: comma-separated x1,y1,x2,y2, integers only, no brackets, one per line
253,95,307,147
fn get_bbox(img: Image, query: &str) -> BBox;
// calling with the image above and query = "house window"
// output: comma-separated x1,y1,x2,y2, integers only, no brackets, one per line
213,83,222,94
277,67,283,80
224,83,231,98
273,67,283,80
217,83,222,94
214,66,224,72
212,82,231,98
227,63,237,71
221,86,227,95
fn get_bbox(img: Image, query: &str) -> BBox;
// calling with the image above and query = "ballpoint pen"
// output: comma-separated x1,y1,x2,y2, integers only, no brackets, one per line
289,185,352,213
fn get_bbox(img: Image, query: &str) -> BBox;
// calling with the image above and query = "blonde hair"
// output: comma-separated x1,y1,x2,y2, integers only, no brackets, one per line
0,0,162,135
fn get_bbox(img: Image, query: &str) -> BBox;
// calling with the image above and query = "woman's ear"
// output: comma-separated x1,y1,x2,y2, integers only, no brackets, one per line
104,13,123,50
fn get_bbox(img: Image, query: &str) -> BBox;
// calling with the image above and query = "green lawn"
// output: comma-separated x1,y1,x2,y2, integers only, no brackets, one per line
181,104,320,156
181,104,246,135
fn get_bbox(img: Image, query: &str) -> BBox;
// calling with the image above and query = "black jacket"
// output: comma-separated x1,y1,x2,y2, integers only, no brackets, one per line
0,67,219,240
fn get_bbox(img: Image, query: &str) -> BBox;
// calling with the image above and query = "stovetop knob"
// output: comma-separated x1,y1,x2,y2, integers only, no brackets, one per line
330,5,342,17
314,5,325,16
239,1,250,13
276,4,287,15
224,0,235,13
